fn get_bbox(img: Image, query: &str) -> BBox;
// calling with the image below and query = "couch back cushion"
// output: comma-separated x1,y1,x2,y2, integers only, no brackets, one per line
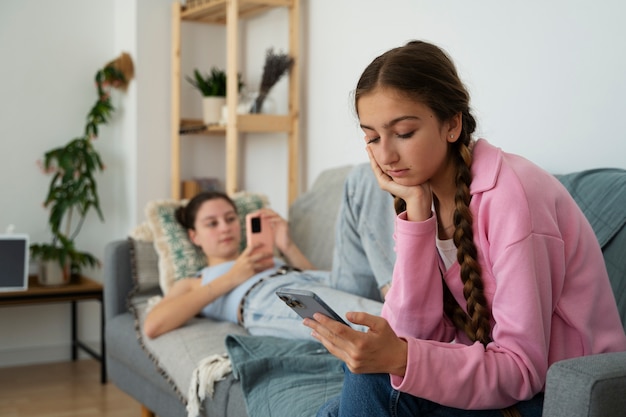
289,165,353,270
557,168,626,331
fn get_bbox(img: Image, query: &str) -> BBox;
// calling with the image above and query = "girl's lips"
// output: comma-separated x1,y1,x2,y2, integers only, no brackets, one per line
386,168,409,178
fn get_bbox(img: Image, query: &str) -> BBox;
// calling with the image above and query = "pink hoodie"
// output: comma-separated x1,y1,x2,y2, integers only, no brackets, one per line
382,139,626,409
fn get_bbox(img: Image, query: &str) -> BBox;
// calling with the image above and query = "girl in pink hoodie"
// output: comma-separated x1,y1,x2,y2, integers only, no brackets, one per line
305,40,626,417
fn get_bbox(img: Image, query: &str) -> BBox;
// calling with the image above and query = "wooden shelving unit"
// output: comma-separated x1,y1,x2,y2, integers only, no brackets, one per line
171,0,300,203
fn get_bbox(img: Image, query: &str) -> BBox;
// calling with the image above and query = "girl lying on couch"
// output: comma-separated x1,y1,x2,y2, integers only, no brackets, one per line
143,164,395,340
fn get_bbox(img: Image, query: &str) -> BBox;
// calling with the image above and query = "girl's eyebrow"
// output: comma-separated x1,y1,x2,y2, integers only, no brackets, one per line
360,115,419,131
198,214,217,222
198,209,236,222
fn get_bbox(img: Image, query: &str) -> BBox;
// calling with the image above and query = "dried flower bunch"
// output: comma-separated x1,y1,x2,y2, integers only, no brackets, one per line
30,53,134,277
251,48,294,113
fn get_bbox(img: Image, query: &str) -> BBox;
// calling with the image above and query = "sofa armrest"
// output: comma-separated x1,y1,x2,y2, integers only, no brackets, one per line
542,351,626,417
104,239,134,321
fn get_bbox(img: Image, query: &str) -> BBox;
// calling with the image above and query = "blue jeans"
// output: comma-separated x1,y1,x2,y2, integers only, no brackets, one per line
242,164,396,339
329,163,396,301
318,365,544,417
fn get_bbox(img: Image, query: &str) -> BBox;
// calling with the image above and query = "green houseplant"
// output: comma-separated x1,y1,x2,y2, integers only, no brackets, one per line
185,67,228,97
185,67,244,125
30,53,134,284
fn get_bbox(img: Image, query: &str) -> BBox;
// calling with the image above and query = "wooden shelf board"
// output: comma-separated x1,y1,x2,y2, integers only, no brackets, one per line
180,114,292,134
181,0,292,24
180,119,225,134
239,114,292,132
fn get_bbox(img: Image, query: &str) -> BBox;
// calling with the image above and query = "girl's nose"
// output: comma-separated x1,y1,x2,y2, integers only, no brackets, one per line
218,220,232,231
375,136,399,166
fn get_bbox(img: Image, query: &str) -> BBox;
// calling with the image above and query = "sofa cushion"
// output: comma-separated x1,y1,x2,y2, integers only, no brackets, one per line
128,237,161,294
289,165,353,270
556,168,626,248
145,199,208,294
131,297,248,410
556,168,626,330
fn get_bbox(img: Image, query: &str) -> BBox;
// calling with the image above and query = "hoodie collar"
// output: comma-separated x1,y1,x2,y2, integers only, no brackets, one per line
469,139,502,195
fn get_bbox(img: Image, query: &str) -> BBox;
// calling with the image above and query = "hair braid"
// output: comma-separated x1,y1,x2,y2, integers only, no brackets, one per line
449,139,492,347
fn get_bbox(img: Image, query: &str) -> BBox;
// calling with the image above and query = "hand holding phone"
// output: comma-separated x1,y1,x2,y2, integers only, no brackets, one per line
276,288,348,326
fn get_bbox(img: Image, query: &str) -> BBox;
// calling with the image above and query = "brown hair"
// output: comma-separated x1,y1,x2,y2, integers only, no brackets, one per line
355,40,492,348
175,191,238,231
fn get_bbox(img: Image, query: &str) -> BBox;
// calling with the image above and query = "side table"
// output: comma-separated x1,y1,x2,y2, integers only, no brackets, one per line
0,275,106,383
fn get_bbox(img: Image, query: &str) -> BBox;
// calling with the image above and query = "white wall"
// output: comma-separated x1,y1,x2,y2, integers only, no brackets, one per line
0,0,171,366
304,0,626,184
1,0,625,366
0,0,118,365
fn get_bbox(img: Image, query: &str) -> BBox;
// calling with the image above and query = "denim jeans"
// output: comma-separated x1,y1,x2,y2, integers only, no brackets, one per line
242,270,384,339
329,163,396,301
317,365,544,417
242,164,396,339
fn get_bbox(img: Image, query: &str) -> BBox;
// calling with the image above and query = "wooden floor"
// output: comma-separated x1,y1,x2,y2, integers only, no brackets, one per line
0,359,142,417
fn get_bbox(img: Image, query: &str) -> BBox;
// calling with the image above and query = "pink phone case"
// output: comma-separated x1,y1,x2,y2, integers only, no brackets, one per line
245,213,274,256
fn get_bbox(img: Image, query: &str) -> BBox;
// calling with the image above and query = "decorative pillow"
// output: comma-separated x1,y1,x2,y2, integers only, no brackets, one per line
145,199,207,294
128,237,160,294
129,221,154,242
145,192,268,294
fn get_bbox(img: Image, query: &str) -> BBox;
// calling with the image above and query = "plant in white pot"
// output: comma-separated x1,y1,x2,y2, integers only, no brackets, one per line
185,67,243,125
30,52,134,286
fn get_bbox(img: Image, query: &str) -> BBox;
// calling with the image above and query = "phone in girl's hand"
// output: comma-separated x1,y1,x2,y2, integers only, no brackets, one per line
275,288,349,326
245,213,274,258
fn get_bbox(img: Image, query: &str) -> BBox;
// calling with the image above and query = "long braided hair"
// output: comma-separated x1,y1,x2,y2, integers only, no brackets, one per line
355,41,492,348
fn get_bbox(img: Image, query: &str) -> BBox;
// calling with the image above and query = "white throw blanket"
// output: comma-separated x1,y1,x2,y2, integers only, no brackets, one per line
186,354,233,417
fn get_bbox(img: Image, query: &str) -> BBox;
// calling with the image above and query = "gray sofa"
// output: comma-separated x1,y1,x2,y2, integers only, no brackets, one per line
104,164,626,417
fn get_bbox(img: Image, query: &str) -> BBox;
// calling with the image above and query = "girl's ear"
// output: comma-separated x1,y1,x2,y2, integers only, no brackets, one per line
188,228,198,246
446,112,463,143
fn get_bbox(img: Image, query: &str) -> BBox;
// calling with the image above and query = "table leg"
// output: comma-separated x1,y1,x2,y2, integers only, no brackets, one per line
71,300,77,360
100,299,107,384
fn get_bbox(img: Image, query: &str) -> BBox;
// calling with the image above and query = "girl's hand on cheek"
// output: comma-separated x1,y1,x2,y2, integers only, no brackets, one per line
366,146,432,222
367,146,403,197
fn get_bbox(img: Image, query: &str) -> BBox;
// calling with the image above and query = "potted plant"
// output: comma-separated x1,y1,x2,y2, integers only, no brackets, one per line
185,67,244,125
30,52,134,285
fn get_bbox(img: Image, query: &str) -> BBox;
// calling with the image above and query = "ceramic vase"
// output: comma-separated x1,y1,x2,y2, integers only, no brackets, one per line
38,260,70,286
202,96,226,125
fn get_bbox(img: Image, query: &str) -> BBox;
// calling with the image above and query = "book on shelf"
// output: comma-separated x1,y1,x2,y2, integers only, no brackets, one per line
182,177,222,199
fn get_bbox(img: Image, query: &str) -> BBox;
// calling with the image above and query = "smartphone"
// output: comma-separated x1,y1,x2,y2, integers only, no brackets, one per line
275,288,349,326
245,213,274,257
